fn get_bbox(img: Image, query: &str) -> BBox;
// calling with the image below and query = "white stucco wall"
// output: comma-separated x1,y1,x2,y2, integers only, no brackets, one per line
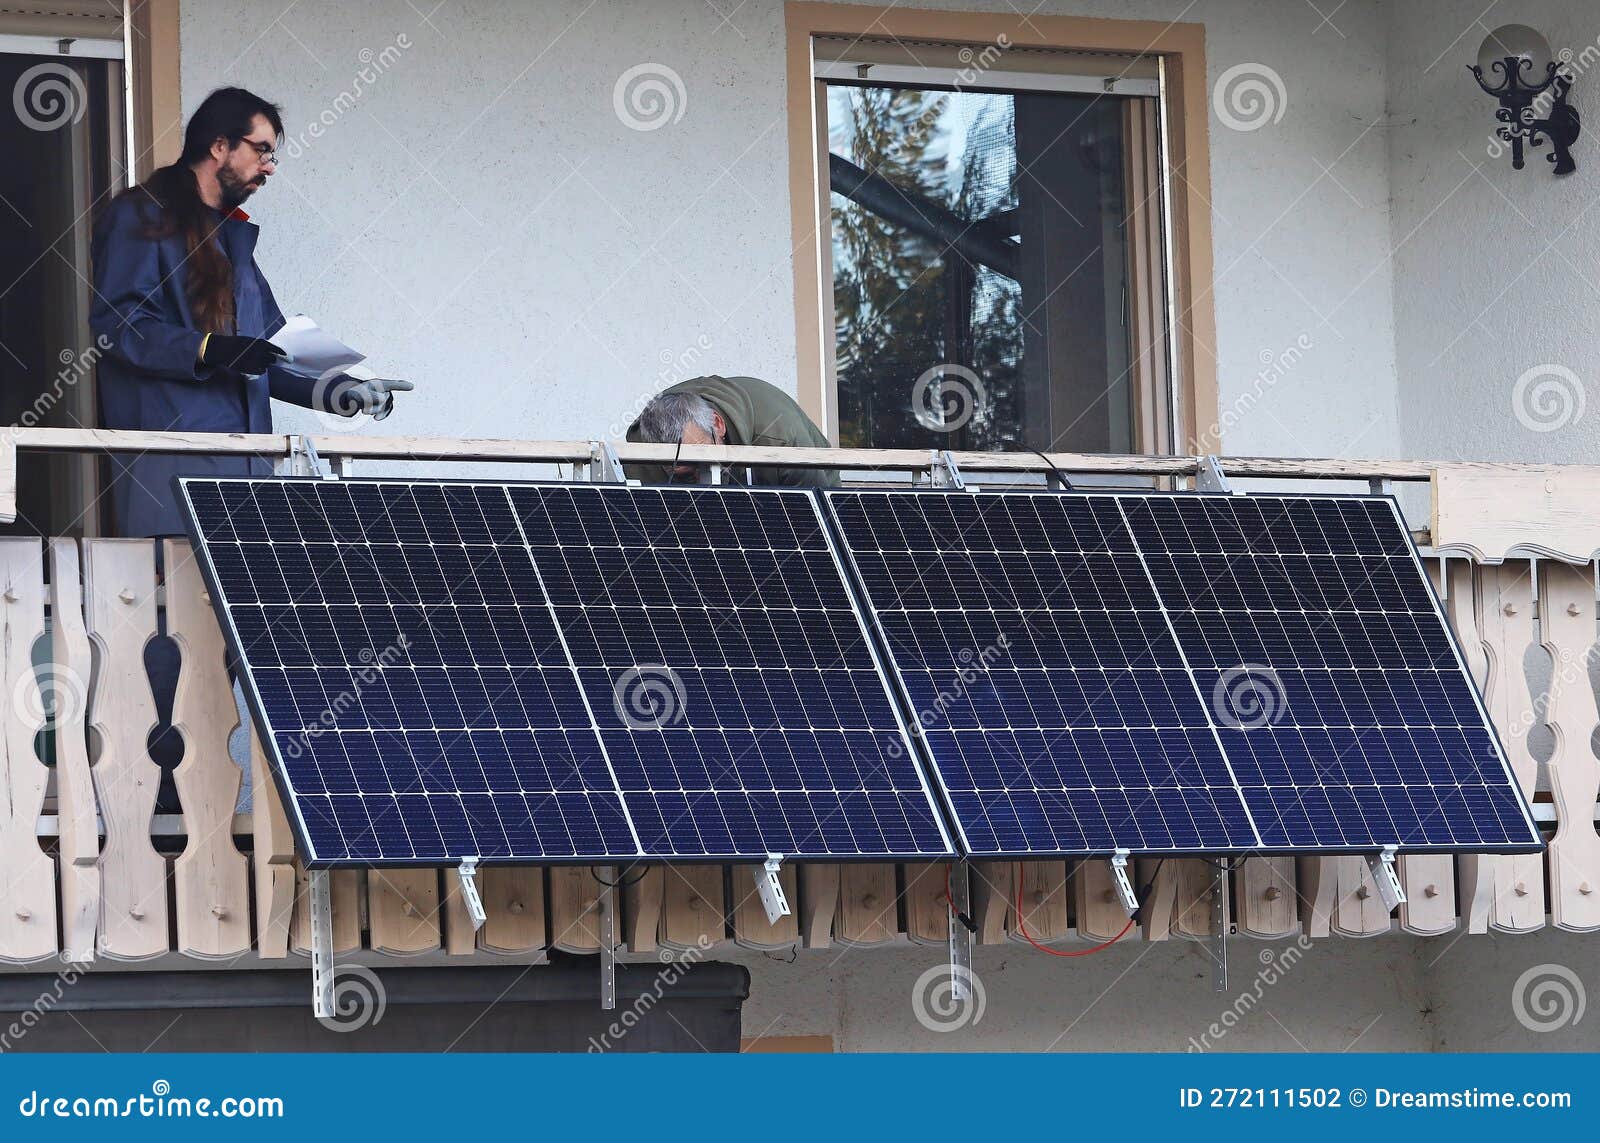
180,0,1402,461
1388,0,1600,462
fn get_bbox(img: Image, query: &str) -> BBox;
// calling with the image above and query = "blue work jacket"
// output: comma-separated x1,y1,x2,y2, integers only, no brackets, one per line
89,194,321,536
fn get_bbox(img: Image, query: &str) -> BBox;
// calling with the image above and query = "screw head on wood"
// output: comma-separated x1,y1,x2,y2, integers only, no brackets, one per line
1569,602,1584,617
1263,886,1282,901
1581,883,1594,896
1503,603,1517,616
508,900,524,914
2,587,16,602
1424,884,1439,898
401,901,418,917
1356,886,1371,900
211,905,228,918
1514,881,1529,897
128,907,145,920
118,588,135,604
860,894,877,909
15,908,30,921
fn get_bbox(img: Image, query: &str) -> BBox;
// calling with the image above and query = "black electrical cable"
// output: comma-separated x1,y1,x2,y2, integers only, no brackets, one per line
590,864,651,889
1028,448,1075,490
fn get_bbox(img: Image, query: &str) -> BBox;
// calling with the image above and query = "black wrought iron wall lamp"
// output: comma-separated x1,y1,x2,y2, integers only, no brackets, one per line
1470,24,1580,174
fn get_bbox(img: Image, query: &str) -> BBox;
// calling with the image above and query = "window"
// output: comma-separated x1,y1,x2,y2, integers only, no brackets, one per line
0,29,125,537
788,10,1213,458
819,38,1167,454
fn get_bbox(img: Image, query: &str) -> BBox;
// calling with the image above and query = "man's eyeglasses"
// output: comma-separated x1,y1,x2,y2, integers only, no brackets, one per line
241,140,279,166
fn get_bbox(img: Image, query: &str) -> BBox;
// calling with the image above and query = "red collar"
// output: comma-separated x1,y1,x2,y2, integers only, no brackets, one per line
228,207,251,222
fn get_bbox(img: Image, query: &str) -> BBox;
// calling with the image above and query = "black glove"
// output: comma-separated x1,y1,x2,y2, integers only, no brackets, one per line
200,334,285,375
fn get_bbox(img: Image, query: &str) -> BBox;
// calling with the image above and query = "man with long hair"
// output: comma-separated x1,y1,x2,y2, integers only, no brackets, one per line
90,87,411,809
91,85,411,537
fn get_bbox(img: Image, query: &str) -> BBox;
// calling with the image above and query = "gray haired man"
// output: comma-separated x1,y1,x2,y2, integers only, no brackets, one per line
624,374,838,487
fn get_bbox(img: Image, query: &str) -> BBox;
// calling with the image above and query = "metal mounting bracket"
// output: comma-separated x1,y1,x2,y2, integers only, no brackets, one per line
285,434,333,479
1211,862,1229,993
1109,849,1138,915
1194,455,1232,493
755,854,792,925
947,860,974,1001
458,857,487,931
931,449,967,490
589,440,629,483
1366,845,1406,910
1368,477,1394,497
596,865,618,1011
309,869,335,1017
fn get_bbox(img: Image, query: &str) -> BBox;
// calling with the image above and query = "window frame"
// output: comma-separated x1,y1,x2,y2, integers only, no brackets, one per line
784,1,1217,456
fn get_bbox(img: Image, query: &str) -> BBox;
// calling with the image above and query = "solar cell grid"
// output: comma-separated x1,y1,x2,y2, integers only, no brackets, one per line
1123,494,1534,850
825,488,1540,857
827,490,1258,856
509,484,950,861
179,477,952,865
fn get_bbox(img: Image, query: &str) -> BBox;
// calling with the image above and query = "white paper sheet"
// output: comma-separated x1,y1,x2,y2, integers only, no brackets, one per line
269,314,365,375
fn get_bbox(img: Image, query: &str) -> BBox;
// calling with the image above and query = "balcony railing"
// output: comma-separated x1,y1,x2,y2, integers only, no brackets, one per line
0,427,1592,970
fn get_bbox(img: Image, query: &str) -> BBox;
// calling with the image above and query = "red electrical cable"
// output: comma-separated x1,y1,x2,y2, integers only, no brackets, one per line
1011,862,1134,956
943,863,1134,956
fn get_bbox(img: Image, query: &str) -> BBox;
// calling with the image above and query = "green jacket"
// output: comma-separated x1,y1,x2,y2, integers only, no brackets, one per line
624,374,838,487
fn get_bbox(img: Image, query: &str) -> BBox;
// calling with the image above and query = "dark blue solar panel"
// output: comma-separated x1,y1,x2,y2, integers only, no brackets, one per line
824,489,1540,856
1121,494,1539,851
179,478,952,864
825,490,1258,856
509,484,951,860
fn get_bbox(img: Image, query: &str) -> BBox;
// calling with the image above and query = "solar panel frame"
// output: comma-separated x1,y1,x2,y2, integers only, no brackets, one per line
822,486,1542,859
177,475,956,868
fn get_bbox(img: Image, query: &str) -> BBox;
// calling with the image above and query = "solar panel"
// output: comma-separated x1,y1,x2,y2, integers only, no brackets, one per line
178,477,952,866
823,488,1541,857
507,483,951,861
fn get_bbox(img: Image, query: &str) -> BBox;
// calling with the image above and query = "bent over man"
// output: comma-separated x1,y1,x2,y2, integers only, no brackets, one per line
624,374,837,487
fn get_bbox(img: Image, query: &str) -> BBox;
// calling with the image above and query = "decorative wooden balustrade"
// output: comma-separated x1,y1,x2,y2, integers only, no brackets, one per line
0,428,1597,969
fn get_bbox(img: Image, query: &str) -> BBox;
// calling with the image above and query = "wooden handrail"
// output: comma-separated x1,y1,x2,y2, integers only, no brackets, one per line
0,426,1459,524
4,425,1448,475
